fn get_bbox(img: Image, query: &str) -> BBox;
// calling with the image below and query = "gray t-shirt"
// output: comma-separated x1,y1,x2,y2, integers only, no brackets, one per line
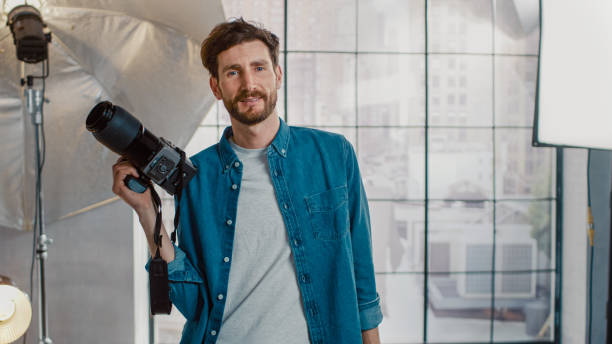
216,139,310,344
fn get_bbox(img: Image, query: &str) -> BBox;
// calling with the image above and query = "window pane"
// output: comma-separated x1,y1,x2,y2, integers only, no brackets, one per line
222,0,285,44
429,55,493,127
493,272,554,341
287,53,356,126
429,201,494,273
495,129,555,199
494,0,540,55
428,272,492,342
428,0,493,54
495,56,538,127
358,54,425,126
496,201,555,271
371,201,425,273
357,0,425,52
287,0,356,51
185,127,220,156
429,128,493,200
278,52,286,119
376,274,424,343
358,128,425,200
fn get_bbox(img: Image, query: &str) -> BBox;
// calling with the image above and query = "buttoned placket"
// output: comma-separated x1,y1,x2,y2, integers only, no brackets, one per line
267,150,324,342
207,158,242,343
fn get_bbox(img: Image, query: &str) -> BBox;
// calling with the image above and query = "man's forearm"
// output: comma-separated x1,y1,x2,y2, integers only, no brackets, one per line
137,206,175,262
362,327,380,344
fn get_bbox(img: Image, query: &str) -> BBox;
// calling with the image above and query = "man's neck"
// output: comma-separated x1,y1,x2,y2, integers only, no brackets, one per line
230,113,280,149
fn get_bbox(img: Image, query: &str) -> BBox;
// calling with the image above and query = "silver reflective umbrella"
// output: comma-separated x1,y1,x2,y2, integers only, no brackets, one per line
0,0,224,230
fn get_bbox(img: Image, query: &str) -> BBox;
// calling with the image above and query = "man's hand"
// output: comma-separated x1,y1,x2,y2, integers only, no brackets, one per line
112,158,153,217
362,327,380,344
112,157,175,262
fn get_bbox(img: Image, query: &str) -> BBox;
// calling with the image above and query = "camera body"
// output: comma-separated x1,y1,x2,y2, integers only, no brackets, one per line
143,138,190,192
86,101,196,195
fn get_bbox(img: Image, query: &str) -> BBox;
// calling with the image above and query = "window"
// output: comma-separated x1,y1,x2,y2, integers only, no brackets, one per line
154,1,558,343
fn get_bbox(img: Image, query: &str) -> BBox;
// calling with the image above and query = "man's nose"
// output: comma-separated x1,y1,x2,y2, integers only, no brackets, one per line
241,70,256,90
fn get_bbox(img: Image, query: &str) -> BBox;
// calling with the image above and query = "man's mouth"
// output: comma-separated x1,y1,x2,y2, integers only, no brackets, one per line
239,97,261,105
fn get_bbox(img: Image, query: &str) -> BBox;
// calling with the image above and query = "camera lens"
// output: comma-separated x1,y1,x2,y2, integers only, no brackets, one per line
85,101,113,132
86,101,143,155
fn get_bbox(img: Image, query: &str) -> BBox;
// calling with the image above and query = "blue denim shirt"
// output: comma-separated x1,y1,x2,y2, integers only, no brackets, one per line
166,118,382,343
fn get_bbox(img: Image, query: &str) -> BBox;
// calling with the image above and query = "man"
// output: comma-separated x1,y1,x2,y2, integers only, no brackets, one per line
112,18,382,344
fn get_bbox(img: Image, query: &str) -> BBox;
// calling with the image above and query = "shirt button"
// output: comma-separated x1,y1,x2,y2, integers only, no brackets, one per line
274,170,278,176
234,161,240,168
226,219,233,226
293,239,301,246
281,148,286,154
211,330,217,336
283,203,288,209
217,294,224,300
231,184,238,190
223,257,230,263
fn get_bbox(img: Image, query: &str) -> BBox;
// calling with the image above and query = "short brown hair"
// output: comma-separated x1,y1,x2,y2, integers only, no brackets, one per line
200,18,280,79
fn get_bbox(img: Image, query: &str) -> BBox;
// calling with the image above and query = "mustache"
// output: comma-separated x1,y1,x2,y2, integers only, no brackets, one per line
234,89,266,102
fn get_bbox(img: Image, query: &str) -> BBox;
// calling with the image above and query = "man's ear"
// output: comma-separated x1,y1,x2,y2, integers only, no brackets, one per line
275,65,283,90
210,77,222,100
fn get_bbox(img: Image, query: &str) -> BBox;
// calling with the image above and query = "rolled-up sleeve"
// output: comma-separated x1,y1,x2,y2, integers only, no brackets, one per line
344,137,383,331
145,245,206,321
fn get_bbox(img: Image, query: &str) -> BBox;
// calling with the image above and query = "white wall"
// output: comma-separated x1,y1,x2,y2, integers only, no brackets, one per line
0,200,134,343
562,148,588,344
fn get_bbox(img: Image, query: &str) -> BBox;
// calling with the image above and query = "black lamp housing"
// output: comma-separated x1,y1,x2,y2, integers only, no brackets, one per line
7,4,51,63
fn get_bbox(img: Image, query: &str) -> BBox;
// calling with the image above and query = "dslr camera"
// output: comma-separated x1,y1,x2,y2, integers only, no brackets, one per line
86,101,196,195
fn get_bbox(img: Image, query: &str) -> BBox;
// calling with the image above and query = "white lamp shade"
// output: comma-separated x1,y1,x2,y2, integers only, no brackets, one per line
0,285,32,344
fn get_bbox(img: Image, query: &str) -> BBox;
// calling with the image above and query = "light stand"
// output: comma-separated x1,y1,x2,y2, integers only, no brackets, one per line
7,4,53,343
24,75,52,344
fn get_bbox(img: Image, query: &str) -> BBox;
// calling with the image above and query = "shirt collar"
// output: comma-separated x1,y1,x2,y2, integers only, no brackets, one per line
217,117,290,171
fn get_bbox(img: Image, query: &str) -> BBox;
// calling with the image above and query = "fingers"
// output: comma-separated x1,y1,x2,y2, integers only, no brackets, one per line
111,158,153,216
111,159,140,196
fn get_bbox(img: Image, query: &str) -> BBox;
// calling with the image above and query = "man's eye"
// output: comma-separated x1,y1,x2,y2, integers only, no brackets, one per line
228,71,238,76
256,66,264,71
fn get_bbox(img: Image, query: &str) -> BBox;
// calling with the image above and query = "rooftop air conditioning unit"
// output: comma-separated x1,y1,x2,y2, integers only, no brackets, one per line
456,240,537,298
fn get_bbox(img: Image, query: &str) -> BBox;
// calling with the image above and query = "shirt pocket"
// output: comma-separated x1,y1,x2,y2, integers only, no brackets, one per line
305,185,350,241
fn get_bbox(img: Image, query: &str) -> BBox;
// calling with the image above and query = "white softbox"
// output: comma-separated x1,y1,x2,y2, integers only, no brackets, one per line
535,0,612,150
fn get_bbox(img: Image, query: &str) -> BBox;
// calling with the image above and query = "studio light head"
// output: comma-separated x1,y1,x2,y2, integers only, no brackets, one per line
7,4,50,63
86,101,197,196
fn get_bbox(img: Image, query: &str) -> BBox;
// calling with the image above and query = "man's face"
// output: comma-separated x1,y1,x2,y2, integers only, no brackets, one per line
210,40,282,126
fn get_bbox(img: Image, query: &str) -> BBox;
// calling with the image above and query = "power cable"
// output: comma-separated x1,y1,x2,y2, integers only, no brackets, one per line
587,149,594,344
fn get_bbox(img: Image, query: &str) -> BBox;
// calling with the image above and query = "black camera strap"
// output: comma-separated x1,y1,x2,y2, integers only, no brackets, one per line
147,150,187,315
146,151,188,315
171,149,187,244
149,186,163,257
148,185,172,314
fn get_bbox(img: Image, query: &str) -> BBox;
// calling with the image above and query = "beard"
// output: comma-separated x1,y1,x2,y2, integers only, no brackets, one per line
223,88,278,126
